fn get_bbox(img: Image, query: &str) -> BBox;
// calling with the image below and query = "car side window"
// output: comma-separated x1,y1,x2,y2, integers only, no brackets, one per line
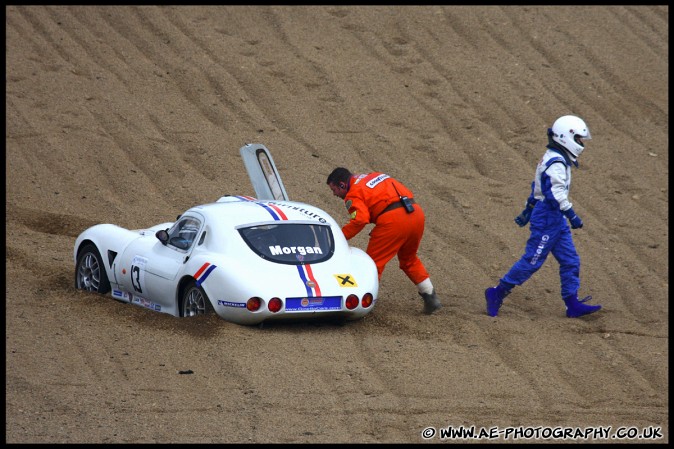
167,217,202,251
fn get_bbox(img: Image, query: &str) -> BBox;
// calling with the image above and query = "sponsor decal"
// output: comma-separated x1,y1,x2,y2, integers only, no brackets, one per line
334,274,358,287
131,294,161,311
366,174,390,188
269,245,323,256
132,255,148,268
112,290,131,300
530,234,550,265
217,300,246,308
285,296,342,312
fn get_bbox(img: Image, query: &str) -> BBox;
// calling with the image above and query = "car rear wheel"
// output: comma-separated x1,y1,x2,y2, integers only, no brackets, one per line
75,243,111,293
181,281,212,317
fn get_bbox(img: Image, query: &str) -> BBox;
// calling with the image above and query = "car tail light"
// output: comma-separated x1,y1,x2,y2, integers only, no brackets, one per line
345,294,359,310
268,297,282,313
247,297,262,311
361,293,373,308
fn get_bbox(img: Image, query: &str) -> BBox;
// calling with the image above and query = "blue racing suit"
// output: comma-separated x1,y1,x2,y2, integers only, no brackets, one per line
501,146,580,298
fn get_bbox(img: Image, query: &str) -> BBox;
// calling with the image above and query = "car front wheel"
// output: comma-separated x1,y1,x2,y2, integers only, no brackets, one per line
75,243,111,293
181,281,212,317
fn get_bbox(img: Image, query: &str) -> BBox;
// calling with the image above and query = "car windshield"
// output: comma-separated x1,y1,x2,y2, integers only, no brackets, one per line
238,222,335,265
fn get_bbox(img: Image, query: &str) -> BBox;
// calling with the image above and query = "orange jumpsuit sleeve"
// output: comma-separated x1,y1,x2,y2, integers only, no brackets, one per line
341,189,370,240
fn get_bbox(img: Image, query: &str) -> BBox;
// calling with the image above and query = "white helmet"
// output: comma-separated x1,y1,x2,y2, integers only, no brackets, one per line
550,115,591,160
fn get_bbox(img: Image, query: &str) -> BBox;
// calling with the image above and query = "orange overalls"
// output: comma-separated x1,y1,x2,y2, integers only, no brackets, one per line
341,172,430,284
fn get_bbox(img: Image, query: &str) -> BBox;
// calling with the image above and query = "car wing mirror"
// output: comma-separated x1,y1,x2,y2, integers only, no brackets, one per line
156,229,169,245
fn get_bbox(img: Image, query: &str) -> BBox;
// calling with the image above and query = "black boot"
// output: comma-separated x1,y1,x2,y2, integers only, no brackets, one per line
419,289,442,315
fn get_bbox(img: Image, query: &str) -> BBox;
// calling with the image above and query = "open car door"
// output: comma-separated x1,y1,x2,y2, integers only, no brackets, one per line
239,143,289,201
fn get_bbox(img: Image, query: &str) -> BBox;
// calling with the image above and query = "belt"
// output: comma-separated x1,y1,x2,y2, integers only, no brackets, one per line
378,198,416,217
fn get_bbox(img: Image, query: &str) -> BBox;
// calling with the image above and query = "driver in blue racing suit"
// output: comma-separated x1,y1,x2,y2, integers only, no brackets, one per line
484,115,602,318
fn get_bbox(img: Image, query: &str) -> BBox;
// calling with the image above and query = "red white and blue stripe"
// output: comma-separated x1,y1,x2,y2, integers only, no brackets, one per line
194,262,217,287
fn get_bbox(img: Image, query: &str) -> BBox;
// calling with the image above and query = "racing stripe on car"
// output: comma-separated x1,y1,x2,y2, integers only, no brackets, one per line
268,203,288,220
194,262,217,287
245,199,289,221
295,264,322,297
304,264,322,296
257,202,288,221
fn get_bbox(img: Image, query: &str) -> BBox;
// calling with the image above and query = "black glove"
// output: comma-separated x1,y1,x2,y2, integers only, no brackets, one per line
514,199,537,227
563,207,583,229
514,207,532,227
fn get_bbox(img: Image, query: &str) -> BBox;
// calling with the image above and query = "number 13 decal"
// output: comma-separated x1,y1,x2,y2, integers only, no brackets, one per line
131,265,143,293
130,255,148,294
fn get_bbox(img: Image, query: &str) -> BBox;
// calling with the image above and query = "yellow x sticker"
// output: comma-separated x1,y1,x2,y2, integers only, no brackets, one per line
334,274,358,287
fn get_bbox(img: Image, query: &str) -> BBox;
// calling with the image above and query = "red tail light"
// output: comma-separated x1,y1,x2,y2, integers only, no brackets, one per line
268,297,282,313
345,294,359,310
361,293,373,308
247,297,262,311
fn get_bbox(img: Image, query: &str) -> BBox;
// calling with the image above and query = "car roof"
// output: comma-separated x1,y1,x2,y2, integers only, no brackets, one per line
184,196,335,228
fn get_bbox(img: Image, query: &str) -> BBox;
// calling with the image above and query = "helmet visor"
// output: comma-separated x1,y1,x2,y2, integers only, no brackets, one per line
574,127,591,146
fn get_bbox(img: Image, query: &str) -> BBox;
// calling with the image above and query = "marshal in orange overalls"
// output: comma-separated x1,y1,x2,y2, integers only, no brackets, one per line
341,172,430,284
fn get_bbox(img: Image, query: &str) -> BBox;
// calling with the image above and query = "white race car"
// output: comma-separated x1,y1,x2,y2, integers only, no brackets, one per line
74,144,378,325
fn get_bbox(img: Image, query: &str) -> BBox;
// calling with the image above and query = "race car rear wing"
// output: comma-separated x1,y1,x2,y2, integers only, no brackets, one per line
239,143,289,201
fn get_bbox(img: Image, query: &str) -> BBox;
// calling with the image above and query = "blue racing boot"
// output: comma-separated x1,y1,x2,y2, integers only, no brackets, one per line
485,282,511,317
563,294,602,318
